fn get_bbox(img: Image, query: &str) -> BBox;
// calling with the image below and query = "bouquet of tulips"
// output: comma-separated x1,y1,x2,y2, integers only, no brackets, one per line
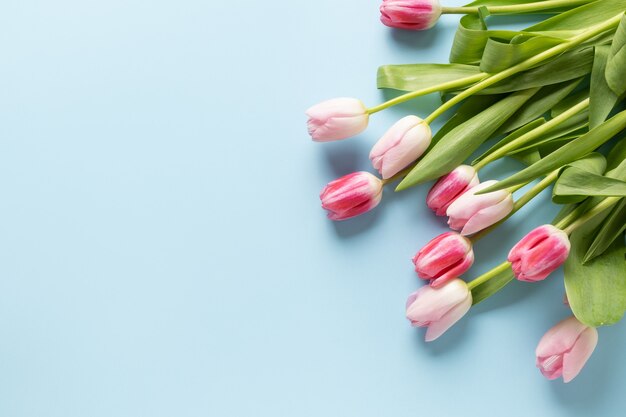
307,0,626,383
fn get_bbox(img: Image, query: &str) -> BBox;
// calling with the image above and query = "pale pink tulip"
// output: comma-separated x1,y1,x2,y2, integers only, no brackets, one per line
536,316,598,383
413,232,474,288
380,0,442,31
306,98,369,141
406,279,472,342
370,116,431,179
508,225,571,282
426,165,479,216
446,180,513,236
320,172,383,221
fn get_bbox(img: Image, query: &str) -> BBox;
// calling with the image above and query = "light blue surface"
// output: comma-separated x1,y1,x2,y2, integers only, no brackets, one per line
0,1,625,416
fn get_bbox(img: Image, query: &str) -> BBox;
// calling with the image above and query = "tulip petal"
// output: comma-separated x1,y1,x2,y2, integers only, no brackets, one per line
424,292,472,342
460,195,513,236
536,316,587,358
562,327,598,383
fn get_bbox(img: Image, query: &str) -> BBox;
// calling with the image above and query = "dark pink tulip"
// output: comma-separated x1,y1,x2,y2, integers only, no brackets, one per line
406,279,472,342
320,172,383,221
380,0,442,31
413,232,474,288
508,225,571,282
536,316,598,383
426,165,479,216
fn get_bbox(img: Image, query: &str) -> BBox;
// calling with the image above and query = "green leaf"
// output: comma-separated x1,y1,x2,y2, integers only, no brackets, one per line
606,14,626,97
473,118,545,165
480,110,626,193
470,266,515,306
396,88,540,190
526,1,626,36
553,167,626,202
584,199,626,263
551,89,590,117
376,63,482,93
552,153,607,204
607,138,626,172
449,15,521,65
498,78,582,133
481,47,594,94
565,214,626,327
590,46,619,128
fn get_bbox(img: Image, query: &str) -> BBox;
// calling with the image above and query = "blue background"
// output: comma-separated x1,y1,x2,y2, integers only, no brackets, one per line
0,1,624,416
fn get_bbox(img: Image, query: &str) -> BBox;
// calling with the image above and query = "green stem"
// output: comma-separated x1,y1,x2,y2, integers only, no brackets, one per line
467,261,511,291
473,98,590,171
470,170,559,242
561,197,621,234
423,15,621,125
381,165,416,185
367,73,487,115
441,0,593,15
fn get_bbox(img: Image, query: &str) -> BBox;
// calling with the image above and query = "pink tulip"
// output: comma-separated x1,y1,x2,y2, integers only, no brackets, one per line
446,180,513,236
536,316,598,383
370,116,431,179
380,0,442,31
426,165,479,216
320,172,383,221
406,279,472,342
508,225,571,282
413,232,474,288
306,98,369,142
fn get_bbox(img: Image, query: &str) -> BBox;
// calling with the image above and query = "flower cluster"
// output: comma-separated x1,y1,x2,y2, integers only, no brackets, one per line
308,0,626,383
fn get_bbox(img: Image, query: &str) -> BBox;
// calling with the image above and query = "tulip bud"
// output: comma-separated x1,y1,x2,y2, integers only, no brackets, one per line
508,225,571,282
369,116,431,179
320,172,383,221
413,232,474,288
306,98,369,142
406,279,472,342
380,0,442,31
446,180,514,236
426,165,479,216
536,316,598,383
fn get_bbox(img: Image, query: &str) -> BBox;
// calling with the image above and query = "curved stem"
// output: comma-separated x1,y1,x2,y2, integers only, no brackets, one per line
467,261,511,291
473,98,590,171
423,15,621,125
561,197,621,234
441,0,593,15
367,73,487,115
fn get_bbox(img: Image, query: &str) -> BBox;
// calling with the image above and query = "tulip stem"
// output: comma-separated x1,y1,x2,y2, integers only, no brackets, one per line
470,170,559,242
382,165,417,185
472,98,590,172
441,0,592,15
422,15,621,125
467,261,511,291
559,197,622,234
367,73,487,115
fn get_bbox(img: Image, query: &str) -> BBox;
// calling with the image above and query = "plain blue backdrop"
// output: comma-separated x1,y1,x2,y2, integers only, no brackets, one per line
0,1,624,416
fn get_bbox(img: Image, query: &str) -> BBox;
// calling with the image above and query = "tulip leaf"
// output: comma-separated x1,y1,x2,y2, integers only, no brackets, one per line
470,266,515,306
481,47,594,95
607,138,626,172
553,167,626,203
564,214,626,328
590,46,619,129
397,88,540,191
472,118,545,165
498,78,582,133
376,63,482,92
551,153,607,204
583,199,626,263
606,14,626,97
479,110,626,193
526,1,626,35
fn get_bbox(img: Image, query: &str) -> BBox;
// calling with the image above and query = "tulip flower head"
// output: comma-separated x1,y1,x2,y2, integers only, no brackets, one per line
320,172,383,221
426,165,479,216
536,316,598,383
413,232,474,288
380,0,442,31
406,279,472,342
370,115,432,179
306,98,369,142
446,180,514,236
508,225,571,282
